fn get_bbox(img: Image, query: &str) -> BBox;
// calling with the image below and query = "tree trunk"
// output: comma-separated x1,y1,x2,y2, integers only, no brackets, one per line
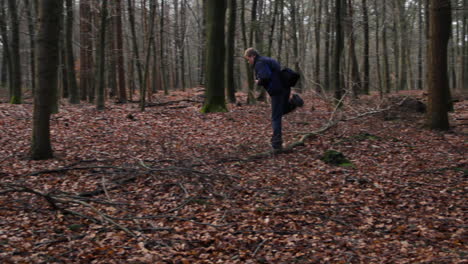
395,0,408,91
127,0,144,98
333,0,345,103
31,0,63,160
290,0,302,92
115,0,127,102
160,0,169,94
0,0,12,93
346,0,362,98
267,0,279,57
426,0,451,130
417,0,424,90
7,0,22,104
96,0,108,110
382,0,391,94
141,0,157,111
226,0,237,103
80,0,94,101
314,0,323,92
461,0,468,91
24,0,36,94
323,0,331,92
240,0,255,104
65,0,79,104
361,0,370,94
201,0,227,113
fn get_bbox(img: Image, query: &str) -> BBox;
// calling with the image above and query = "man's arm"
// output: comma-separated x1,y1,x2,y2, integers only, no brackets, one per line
255,60,272,86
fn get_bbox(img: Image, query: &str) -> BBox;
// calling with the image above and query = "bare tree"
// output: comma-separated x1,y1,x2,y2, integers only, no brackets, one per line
31,0,63,160
426,0,451,130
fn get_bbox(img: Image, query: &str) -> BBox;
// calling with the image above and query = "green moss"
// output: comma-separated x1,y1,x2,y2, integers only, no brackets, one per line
321,150,354,167
200,103,228,113
9,96,21,104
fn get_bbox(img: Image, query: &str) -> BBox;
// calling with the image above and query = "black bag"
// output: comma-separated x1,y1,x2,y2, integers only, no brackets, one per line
280,67,300,87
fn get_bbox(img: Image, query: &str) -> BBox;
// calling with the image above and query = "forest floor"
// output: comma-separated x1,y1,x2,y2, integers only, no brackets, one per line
0,88,466,263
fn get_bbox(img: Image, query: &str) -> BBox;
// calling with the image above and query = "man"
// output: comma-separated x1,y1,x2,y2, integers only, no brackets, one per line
244,48,304,150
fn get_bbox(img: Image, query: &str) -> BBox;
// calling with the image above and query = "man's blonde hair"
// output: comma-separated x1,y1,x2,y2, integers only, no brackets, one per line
244,47,259,57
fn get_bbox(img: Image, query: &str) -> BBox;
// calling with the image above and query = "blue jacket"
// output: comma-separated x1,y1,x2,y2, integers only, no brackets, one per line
254,56,285,96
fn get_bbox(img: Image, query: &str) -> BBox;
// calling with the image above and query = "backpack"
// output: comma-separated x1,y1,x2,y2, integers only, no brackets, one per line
280,67,300,87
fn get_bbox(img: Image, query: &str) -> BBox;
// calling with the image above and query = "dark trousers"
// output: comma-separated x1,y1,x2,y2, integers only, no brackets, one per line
270,88,295,148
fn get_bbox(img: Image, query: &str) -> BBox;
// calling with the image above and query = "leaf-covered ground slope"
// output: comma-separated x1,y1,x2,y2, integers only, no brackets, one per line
0,89,466,263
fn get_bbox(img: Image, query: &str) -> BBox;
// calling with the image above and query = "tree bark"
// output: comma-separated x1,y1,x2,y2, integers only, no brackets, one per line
24,0,36,94
141,0,157,111
226,0,237,103
96,0,108,110
201,0,227,113
115,0,127,102
127,0,144,97
426,0,451,130
333,0,345,103
361,0,370,94
0,0,11,93
80,0,94,101
7,0,22,104
314,0,323,92
240,0,255,104
65,0,79,104
31,0,63,160
382,0,391,94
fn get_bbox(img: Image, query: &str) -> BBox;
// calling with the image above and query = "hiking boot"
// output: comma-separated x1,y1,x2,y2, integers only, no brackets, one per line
291,94,304,107
271,135,283,150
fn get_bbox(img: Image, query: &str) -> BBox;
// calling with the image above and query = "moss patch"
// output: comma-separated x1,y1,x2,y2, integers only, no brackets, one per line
321,150,354,167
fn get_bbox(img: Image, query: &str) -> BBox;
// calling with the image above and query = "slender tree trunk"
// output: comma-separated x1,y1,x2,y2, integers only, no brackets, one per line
395,0,408,91
107,5,117,99
346,0,362,98
0,0,11,92
314,0,323,92
80,0,93,101
24,0,36,94
65,0,79,104
197,0,206,87
463,0,468,91
141,0,157,111
267,0,279,57
179,0,187,91
241,0,255,104
417,0,424,90
201,0,227,113
290,0,302,92
334,0,345,103
277,0,284,63
382,0,391,94
31,0,63,160
226,0,237,103
115,0,127,102
7,0,22,104
160,0,169,94
323,0,331,92
96,0,108,110
426,0,451,130
127,0,144,96
61,33,69,99
362,0,370,94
